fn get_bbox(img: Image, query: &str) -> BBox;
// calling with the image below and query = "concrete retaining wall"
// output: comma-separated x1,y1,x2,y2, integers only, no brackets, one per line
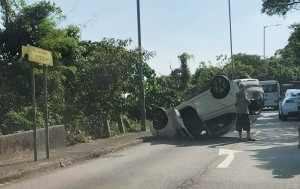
0,125,65,161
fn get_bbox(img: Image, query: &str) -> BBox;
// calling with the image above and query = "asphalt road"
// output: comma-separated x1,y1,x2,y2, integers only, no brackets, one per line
2,110,300,189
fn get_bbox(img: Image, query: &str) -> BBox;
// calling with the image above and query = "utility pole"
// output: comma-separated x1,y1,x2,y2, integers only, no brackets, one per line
228,0,234,80
43,65,50,158
31,63,37,161
136,0,146,131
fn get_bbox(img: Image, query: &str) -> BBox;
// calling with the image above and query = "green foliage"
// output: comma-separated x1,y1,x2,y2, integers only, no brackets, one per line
0,0,26,27
266,57,300,84
261,0,300,16
0,1,64,58
72,39,154,119
186,63,223,100
145,75,183,120
123,118,143,133
4,106,45,133
224,61,255,79
261,0,300,83
170,52,193,91
178,53,193,89
63,109,89,146
278,24,300,62
0,1,78,128
231,53,267,79
66,128,88,146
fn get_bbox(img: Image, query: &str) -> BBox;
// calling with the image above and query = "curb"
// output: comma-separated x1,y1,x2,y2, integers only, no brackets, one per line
0,136,153,185
0,161,60,185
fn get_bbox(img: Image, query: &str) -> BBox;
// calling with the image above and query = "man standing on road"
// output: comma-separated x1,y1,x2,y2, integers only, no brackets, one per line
235,83,256,142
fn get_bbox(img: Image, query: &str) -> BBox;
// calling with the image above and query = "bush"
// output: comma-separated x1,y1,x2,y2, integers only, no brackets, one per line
66,128,89,146
4,106,45,133
63,110,90,146
109,121,120,137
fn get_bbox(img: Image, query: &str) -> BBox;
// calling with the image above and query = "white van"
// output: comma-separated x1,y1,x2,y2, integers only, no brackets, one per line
259,80,280,109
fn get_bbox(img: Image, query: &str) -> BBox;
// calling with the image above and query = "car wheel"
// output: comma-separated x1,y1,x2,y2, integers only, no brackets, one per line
281,115,287,121
210,75,230,99
152,107,168,130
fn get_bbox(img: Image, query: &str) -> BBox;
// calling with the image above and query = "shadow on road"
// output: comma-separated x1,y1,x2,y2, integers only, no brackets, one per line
251,145,300,179
148,135,239,148
243,111,300,179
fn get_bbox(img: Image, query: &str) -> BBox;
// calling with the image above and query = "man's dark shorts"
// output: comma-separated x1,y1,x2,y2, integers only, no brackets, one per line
236,113,250,132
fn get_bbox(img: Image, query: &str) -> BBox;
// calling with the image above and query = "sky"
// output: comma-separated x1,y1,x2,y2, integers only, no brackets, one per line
26,0,300,75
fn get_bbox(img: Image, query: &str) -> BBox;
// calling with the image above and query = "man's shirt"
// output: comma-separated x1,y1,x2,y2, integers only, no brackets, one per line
236,90,251,114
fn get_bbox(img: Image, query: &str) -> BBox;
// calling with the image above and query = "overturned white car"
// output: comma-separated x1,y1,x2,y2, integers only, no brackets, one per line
150,76,264,139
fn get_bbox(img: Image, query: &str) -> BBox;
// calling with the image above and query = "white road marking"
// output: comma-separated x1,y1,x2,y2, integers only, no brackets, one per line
217,149,241,169
253,131,261,137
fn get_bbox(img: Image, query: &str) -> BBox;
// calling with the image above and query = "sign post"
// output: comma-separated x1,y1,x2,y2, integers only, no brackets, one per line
22,46,53,161
43,65,49,158
31,63,37,161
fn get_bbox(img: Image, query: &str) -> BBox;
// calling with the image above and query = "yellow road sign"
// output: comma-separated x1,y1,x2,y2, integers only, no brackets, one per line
22,46,53,66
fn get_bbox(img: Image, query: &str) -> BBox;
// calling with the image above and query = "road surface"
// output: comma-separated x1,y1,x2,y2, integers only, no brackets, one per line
1,111,300,189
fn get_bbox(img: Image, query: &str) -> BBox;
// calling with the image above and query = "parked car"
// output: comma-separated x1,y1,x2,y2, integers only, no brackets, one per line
150,76,264,139
279,89,300,121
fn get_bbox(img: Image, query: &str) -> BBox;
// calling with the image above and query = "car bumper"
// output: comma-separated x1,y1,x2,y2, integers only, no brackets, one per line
282,107,300,116
150,108,194,139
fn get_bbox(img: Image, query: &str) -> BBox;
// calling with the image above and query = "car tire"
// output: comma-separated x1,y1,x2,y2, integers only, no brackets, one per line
210,75,230,99
281,115,287,121
152,107,168,130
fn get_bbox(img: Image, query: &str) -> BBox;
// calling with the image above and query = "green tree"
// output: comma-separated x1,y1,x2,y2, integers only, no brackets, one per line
70,39,154,136
232,53,267,79
145,75,183,111
186,63,223,100
0,1,81,131
0,0,158,141
277,23,300,63
0,0,26,27
261,0,300,16
266,57,300,84
170,53,193,91
224,61,254,79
